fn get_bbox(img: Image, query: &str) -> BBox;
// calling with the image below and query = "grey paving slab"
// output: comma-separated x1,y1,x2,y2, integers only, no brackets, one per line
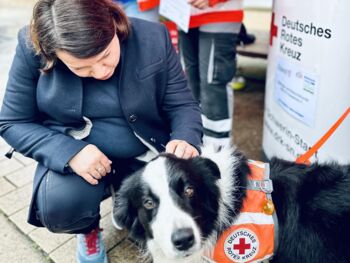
13,151,37,166
100,196,113,217
100,213,128,252
9,205,37,235
0,182,32,215
29,227,73,254
0,157,24,177
49,237,76,263
0,145,10,162
0,137,7,147
5,162,36,187
108,239,144,263
0,176,15,196
0,212,48,262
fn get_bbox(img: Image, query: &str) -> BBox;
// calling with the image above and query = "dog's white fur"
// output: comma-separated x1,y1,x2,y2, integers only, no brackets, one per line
201,146,240,231
142,146,240,263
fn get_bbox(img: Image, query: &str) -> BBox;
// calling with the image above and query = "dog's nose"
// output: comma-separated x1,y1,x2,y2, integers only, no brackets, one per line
171,228,195,251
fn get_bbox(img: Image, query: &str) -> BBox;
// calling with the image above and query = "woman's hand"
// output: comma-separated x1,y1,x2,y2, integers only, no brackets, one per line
68,144,112,185
188,0,209,9
166,140,199,159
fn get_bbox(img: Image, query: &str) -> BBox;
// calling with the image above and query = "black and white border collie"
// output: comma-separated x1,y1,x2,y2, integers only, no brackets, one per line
113,146,350,263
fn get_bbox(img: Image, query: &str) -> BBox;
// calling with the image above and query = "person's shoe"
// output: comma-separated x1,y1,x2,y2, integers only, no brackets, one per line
77,228,108,263
228,76,246,91
238,24,256,46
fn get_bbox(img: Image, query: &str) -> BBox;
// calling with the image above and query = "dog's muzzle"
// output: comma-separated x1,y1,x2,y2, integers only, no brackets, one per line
172,228,195,251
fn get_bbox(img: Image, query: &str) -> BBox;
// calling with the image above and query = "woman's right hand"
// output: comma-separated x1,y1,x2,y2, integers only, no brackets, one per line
68,144,112,185
188,0,209,9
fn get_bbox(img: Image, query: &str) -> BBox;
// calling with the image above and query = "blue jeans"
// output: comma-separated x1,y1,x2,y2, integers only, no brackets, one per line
179,29,239,147
35,159,145,234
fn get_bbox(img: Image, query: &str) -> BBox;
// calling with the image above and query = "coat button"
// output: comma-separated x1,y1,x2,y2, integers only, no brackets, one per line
128,114,137,123
150,137,156,143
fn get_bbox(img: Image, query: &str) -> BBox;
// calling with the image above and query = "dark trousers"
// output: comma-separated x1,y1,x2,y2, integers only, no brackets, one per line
179,29,238,145
35,158,145,234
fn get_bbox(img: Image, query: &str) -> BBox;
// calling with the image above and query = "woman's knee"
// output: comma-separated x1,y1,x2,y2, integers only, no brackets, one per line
35,170,105,233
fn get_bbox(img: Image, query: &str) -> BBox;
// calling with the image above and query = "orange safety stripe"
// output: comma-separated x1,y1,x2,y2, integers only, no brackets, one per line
189,10,244,28
137,0,159,11
296,107,350,165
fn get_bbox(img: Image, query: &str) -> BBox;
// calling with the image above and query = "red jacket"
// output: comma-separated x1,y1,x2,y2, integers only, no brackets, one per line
137,0,243,28
137,0,159,11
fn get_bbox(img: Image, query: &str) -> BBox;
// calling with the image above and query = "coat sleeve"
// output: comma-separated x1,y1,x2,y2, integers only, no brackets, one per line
0,28,88,173
160,25,203,151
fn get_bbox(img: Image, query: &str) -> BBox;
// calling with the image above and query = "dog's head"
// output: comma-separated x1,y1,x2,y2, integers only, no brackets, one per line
113,153,222,259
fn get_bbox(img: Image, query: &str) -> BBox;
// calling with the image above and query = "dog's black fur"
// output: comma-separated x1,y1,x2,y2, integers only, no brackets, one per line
270,157,350,262
113,148,350,263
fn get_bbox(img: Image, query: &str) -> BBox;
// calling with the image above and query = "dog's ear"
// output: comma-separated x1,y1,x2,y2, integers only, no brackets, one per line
192,156,221,179
113,193,137,231
112,176,139,230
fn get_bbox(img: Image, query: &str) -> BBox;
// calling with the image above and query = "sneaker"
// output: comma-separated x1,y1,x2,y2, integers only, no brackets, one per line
228,76,246,91
238,24,256,46
77,228,108,263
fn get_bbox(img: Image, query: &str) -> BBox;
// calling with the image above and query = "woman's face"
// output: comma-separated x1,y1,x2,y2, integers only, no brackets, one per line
56,34,120,80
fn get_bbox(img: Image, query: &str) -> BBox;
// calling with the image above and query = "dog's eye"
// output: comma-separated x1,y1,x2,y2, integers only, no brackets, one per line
143,199,156,210
184,186,194,198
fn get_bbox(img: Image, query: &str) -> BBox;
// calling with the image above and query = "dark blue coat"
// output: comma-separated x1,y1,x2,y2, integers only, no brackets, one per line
0,18,202,226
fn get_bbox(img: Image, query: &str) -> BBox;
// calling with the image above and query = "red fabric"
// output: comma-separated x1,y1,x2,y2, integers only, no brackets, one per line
189,10,243,28
137,0,160,11
84,228,101,255
163,21,179,53
209,0,228,7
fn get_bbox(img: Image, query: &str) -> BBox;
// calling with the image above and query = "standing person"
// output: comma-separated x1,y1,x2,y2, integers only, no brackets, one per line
116,0,181,53
180,0,243,149
116,0,159,22
0,0,202,262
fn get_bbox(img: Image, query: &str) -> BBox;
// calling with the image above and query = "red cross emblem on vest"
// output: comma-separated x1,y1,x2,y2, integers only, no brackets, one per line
234,238,251,254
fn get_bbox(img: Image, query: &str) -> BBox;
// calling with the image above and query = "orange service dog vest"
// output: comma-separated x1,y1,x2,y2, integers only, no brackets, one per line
207,160,277,263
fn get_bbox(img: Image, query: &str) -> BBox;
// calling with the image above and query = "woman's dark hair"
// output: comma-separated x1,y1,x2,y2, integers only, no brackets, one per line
30,0,130,72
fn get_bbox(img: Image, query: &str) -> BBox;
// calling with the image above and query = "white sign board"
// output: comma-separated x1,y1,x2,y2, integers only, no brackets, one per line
159,0,191,32
263,0,350,164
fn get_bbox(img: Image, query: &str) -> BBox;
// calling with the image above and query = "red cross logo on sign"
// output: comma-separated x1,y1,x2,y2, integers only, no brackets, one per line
270,12,278,46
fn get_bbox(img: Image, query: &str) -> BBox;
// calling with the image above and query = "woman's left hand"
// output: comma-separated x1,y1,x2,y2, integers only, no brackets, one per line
166,140,199,159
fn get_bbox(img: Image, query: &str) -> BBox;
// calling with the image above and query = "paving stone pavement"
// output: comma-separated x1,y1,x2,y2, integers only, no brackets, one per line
0,2,268,263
